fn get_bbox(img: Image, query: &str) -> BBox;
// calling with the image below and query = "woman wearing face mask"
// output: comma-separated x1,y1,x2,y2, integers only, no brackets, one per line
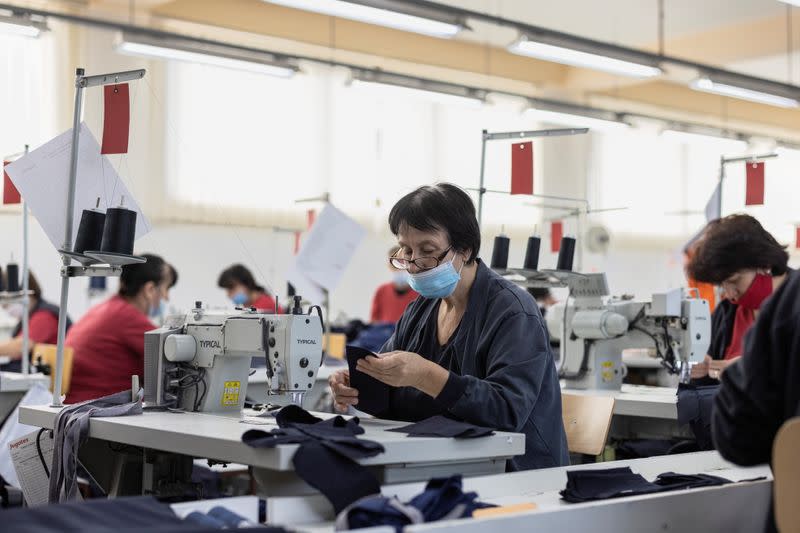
65,253,175,403
217,264,279,313
369,245,419,324
0,271,71,370
329,183,568,471
687,215,790,381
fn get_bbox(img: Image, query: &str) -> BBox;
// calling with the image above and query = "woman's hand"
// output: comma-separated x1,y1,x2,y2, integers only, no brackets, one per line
328,370,358,413
708,357,737,380
356,351,449,397
690,355,712,379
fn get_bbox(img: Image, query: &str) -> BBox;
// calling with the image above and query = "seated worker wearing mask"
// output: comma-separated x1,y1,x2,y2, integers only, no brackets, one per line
66,254,175,403
329,183,568,470
712,269,800,532
687,215,789,381
217,264,279,313
0,271,71,371
370,245,419,324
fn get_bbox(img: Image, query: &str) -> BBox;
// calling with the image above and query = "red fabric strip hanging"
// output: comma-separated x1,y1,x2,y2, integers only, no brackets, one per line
510,141,534,195
551,221,563,253
796,226,800,249
101,83,131,154
745,161,765,206
3,161,21,205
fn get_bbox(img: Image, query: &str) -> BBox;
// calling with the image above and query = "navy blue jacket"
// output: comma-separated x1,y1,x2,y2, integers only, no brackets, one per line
363,259,569,471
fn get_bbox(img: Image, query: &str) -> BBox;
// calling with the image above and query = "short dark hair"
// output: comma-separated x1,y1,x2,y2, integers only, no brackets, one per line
388,183,481,264
167,264,179,289
119,253,167,297
217,264,265,293
687,214,789,284
527,287,552,301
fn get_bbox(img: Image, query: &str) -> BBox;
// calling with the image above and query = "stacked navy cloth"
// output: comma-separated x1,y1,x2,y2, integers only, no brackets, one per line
184,505,288,531
242,405,384,512
387,415,494,439
336,475,494,531
560,466,731,503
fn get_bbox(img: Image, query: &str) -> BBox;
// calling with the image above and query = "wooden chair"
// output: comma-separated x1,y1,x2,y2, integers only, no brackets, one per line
32,343,74,395
774,417,800,533
561,393,616,456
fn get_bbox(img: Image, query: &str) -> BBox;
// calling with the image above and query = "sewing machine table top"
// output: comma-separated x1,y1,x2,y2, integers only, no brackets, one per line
561,384,679,420
18,405,524,471
0,371,49,392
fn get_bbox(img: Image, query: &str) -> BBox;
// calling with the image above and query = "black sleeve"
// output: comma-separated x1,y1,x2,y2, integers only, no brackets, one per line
712,276,797,465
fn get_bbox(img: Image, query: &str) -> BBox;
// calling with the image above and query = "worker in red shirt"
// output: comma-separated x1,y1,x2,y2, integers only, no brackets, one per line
217,264,279,313
65,253,177,404
0,271,70,371
370,246,419,324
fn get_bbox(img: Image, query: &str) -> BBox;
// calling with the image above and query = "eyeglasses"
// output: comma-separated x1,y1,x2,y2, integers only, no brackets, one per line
390,247,452,271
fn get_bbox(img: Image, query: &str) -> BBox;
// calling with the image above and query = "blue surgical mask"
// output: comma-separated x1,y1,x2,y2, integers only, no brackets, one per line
232,291,248,306
149,299,167,318
407,256,463,299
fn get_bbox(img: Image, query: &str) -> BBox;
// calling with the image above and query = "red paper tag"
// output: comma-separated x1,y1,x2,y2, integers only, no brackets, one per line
3,161,20,205
101,83,130,154
294,231,302,255
551,221,563,253
745,162,765,206
307,209,316,229
796,226,800,249
511,142,533,195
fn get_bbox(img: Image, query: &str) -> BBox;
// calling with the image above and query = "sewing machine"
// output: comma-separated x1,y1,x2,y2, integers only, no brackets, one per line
144,298,324,413
547,273,711,390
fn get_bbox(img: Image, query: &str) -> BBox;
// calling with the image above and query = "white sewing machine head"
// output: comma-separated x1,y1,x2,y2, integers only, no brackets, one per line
547,273,711,390
144,299,323,413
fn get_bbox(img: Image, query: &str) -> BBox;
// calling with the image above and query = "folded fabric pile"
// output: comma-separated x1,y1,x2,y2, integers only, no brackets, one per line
387,416,495,439
184,505,287,531
242,405,385,512
560,466,731,503
336,475,494,531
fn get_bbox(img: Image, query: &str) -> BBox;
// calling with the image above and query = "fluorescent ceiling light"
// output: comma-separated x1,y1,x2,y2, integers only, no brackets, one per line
116,33,298,78
262,0,465,38
777,0,800,6
0,13,48,38
690,77,799,109
509,38,661,79
661,128,748,150
524,107,629,131
349,70,486,107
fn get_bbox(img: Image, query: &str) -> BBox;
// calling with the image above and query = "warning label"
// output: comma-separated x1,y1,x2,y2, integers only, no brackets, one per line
221,381,241,406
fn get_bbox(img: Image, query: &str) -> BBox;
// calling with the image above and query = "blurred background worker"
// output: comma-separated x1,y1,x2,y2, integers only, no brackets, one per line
687,214,790,381
0,271,70,371
218,264,279,313
65,254,176,403
527,287,558,318
370,245,419,324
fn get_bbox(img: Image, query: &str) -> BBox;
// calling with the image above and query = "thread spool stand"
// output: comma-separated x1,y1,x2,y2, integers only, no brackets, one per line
51,67,147,407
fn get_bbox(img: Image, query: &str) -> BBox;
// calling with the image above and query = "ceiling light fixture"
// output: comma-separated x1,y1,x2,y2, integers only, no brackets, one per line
661,125,748,150
349,69,487,107
508,36,662,78
0,12,48,38
115,33,299,78
690,76,799,109
262,0,466,38
524,102,630,131
776,0,800,7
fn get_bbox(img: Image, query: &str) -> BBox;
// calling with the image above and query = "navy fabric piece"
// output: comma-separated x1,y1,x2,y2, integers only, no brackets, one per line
363,259,568,471
338,475,493,531
560,467,731,503
676,384,718,450
184,511,226,528
350,324,396,353
0,496,183,533
208,506,255,528
614,439,676,459
387,415,494,439
346,346,390,414
242,405,384,513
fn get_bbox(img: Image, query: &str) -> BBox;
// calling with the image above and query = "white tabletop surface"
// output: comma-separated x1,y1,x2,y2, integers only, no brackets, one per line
562,384,678,420
0,371,49,392
19,405,524,471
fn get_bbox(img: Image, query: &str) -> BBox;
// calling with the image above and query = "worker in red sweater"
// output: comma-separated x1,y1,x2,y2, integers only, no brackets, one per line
65,253,176,403
370,246,418,324
217,264,280,313
0,271,70,371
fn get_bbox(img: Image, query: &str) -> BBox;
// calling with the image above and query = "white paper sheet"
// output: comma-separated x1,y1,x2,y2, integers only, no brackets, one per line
285,263,326,306
0,383,52,488
9,428,53,506
4,123,151,251
291,204,366,292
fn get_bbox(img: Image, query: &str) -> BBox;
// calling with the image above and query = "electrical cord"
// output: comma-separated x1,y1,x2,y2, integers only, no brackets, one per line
36,428,50,478
309,305,324,332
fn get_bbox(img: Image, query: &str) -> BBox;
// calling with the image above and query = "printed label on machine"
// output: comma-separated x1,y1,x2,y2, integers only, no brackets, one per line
222,381,241,406
600,360,615,383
